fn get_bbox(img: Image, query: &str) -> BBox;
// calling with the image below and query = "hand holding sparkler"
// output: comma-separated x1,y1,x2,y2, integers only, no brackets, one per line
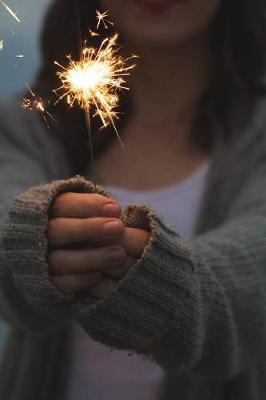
48,192,150,297
48,192,126,294
48,10,143,297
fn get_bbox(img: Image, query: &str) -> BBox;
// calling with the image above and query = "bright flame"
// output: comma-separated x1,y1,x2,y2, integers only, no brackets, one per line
1,1,20,22
0,40,3,50
54,33,136,143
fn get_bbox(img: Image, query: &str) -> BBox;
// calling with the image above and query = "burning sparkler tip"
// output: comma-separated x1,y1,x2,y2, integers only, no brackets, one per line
55,9,136,149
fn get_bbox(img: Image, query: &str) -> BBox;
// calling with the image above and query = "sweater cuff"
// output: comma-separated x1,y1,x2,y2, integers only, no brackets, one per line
75,204,199,367
2,176,112,313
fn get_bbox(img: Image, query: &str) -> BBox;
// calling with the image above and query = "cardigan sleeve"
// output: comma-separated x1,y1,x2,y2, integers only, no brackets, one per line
0,104,73,332
71,153,266,380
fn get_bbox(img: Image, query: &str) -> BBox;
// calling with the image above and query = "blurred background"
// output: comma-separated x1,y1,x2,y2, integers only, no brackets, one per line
0,0,51,350
0,0,51,99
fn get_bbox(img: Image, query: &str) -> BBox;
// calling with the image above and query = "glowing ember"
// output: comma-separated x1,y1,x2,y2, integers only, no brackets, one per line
16,54,24,58
1,1,20,22
22,98,45,113
96,10,113,29
22,83,56,129
89,29,100,37
54,33,136,144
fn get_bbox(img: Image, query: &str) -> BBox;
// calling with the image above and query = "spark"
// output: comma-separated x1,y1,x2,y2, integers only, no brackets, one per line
16,54,24,58
0,40,3,50
54,33,136,145
96,10,113,29
89,29,100,37
22,83,56,129
1,1,20,22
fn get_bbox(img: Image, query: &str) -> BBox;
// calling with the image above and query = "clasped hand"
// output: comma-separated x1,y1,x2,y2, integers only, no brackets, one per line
47,193,150,300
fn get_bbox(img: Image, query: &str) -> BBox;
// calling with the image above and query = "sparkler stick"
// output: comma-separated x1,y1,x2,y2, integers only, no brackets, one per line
54,11,137,190
1,1,20,22
72,0,97,190
85,111,97,189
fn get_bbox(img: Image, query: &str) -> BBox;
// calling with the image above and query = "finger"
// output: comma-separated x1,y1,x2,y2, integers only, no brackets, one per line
89,277,116,299
50,272,103,294
48,246,127,275
49,192,122,219
120,228,151,258
48,217,124,247
103,256,137,279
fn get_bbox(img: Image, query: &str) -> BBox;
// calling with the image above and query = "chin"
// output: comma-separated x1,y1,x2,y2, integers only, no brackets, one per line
101,0,222,50
119,23,207,51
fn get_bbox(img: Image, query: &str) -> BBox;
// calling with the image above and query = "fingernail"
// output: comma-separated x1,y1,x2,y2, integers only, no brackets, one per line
102,203,122,217
104,220,123,235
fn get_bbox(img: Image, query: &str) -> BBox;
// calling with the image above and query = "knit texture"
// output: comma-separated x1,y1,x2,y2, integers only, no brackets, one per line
2,177,109,312
1,100,266,399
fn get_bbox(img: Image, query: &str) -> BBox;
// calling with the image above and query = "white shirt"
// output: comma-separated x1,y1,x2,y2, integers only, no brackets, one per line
67,161,210,400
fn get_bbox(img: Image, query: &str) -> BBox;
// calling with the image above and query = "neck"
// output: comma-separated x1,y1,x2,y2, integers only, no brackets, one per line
128,33,211,136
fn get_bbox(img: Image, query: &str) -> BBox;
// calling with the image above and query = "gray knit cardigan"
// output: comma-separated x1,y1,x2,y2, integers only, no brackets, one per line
0,101,266,400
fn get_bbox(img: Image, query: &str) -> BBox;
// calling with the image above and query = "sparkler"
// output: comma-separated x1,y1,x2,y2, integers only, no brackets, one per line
1,1,20,22
0,40,3,50
54,13,137,189
22,83,56,129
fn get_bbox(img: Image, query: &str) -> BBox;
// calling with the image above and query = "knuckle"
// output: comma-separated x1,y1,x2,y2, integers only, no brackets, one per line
47,219,57,242
47,250,61,274
93,193,110,203
105,246,127,266
68,275,80,289
117,247,127,262
80,218,92,240
83,217,104,240
53,276,77,294
51,194,65,212
79,195,94,215
88,194,105,210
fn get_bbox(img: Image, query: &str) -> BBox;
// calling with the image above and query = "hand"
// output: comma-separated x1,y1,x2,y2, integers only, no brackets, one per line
89,226,151,299
47,192,127,294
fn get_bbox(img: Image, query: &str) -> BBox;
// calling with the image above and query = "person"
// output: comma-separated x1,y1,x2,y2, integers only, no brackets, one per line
0,0,266,399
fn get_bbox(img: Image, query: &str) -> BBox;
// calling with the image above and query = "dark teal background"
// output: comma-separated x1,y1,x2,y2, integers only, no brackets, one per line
0,0,52,354
0,0,51,98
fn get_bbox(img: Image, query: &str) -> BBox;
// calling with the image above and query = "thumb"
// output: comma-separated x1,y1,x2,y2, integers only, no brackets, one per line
121,227,151,258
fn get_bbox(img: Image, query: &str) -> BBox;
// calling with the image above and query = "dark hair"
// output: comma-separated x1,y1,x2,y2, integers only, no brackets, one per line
33,0,266,175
